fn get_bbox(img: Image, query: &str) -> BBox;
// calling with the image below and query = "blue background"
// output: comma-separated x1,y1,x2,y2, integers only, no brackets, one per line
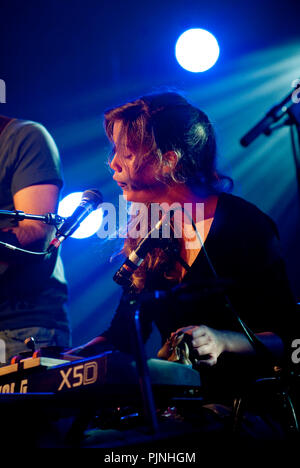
1,0,300,350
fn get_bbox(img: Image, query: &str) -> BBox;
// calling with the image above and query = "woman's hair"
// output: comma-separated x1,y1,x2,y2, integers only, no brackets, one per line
104,91,232,194
104,91,233,291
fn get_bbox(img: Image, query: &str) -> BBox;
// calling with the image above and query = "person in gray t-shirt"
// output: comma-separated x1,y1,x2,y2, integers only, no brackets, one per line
0,115,71,364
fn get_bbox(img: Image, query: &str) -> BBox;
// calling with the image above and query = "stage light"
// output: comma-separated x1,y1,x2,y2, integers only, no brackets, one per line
58,192,103,239
175,28,220,72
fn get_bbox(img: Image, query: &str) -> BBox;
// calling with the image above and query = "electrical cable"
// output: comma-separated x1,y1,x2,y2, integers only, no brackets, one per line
0,240,48,256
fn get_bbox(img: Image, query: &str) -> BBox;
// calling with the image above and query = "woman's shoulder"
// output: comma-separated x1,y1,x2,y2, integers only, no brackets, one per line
217,192,279,238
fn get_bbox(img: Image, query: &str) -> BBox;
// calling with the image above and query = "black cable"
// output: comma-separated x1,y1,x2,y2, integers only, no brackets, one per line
0,240,48,256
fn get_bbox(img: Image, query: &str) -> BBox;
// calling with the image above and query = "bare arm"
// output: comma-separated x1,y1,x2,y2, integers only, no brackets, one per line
174,325,284,366
0,184,60,264
64,336,108,357
2,184,59,245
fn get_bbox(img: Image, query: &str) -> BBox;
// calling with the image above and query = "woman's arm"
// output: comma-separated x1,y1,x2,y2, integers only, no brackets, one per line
173,325,284,366
65,335,109,356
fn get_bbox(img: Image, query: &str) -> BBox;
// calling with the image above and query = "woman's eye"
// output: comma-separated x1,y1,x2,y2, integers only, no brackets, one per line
124,154,133,160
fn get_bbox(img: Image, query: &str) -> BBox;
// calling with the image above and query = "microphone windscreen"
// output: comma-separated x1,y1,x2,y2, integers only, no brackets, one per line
81,189,103,209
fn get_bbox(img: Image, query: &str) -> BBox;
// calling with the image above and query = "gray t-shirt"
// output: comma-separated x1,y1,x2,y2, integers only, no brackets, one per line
0,117,69,332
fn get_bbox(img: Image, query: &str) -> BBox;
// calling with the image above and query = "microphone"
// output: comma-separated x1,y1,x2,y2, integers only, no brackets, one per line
48,189,103,252
113,213,171,287
240,81,300,147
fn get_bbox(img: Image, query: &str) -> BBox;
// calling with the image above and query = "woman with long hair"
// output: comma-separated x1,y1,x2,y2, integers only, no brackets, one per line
70,91,297,439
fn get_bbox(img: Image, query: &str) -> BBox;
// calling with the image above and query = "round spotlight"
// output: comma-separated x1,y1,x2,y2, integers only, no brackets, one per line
175,28,220,72
58,192,103,239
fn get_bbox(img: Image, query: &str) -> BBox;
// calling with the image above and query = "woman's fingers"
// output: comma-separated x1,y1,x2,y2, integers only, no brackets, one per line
196,356,217,366
192,335,210,348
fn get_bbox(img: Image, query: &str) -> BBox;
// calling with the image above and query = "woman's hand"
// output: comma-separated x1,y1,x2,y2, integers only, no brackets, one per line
172,326,283,366
172,325,228,366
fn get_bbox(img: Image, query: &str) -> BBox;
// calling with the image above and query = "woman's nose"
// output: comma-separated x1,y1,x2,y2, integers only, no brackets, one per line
110,154,122,172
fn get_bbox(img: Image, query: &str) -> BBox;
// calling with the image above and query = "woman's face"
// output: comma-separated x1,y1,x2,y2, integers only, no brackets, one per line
110,120,167,203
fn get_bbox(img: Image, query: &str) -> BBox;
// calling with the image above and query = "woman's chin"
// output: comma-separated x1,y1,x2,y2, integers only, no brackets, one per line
122,192,145,203
120,183,168,204
121,188,138,202
121,189,150,204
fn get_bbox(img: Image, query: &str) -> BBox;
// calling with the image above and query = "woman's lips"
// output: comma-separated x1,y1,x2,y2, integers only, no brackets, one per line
116,181,128,188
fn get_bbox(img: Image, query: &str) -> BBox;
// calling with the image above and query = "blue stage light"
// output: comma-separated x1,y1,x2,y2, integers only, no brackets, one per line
58,192,103,239
175,28,220,72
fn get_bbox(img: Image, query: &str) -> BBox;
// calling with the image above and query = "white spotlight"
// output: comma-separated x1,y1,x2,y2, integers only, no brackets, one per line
58,192,103,239
175,28,220,72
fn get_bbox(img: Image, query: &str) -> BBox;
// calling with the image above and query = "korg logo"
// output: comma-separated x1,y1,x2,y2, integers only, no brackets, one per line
0,79,6,103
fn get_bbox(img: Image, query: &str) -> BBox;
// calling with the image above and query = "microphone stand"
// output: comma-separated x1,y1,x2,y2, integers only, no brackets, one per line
288,103,300,209
0,210,66,256
240,85,300,433
240,82,300,216
114,237,178,436
124,294,159,434
0,209,65,226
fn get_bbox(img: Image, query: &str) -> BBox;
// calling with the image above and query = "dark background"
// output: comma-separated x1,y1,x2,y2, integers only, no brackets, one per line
1,0,300,349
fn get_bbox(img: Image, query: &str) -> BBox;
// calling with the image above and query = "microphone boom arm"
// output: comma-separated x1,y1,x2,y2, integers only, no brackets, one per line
0,209,65,226
240,81,300,147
